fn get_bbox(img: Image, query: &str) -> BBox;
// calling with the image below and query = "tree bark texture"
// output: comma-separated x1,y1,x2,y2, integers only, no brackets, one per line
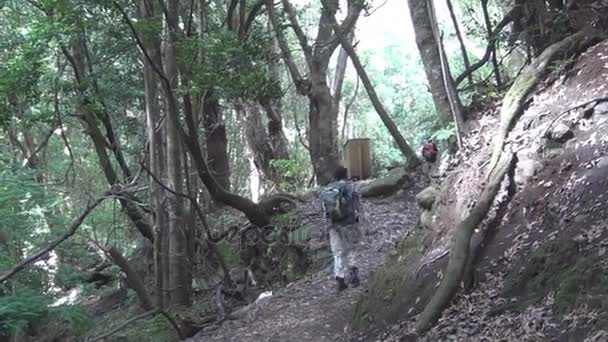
138,0,169,308
407,0,458,124
163,0,191,307
203,91,231,192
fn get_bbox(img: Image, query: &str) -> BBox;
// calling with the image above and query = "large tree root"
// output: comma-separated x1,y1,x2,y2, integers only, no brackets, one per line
462,153,518,290
414,152,517,334
486,29,602,179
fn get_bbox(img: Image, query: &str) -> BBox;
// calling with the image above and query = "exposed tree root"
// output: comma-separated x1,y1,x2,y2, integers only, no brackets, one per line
414,152,517,334
415,249,450,279
463,152,518,291
486,29,602,179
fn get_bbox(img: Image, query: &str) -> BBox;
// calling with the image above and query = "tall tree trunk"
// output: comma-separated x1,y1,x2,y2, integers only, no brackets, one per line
308,67,341,186
262,17,290,161
407,0,459,124
203,91,231,192
333,31,353,105
267,0,363,185
446,0,474,86
163,0,190,307
427,0,466,145
238,102,275,182
259,99,290,161
481,0,502,87
139,0,168,308
320,0,420,166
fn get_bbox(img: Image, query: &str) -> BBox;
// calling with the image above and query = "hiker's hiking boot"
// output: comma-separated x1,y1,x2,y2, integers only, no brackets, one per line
349,267,360,288
336,277,348,292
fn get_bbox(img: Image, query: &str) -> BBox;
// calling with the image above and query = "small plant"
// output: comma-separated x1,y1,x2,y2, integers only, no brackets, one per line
0,288,49,335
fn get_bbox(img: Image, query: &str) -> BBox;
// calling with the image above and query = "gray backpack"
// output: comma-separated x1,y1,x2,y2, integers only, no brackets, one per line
320,181,357,224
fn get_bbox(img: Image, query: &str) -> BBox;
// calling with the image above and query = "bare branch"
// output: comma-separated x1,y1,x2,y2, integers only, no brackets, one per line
24,125,57,167
323,0,364,59
291,110,310,151
320,0,419,164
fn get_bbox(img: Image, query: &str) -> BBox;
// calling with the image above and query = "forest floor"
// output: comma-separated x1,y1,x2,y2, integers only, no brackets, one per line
185,175,428,342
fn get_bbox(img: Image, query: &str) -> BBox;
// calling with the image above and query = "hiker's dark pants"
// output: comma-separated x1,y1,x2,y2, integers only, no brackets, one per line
328,223,359,279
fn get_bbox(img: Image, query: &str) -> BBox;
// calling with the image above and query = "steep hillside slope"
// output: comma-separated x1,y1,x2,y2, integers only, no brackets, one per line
354,38,608,342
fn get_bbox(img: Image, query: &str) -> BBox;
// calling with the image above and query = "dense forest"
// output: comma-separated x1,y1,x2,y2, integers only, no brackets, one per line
1,0,608,341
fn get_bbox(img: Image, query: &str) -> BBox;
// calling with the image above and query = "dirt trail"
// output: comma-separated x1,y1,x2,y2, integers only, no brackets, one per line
186,178,427,342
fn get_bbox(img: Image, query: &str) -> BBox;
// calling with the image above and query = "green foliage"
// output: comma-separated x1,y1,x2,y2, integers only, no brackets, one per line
269,158,308,192
178,26,281,101
430,123,456,143
0,288,49,334
53,304,91,335
216,240,241,270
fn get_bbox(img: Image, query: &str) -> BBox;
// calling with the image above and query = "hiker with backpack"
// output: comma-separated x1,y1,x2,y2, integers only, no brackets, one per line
319,166,363,292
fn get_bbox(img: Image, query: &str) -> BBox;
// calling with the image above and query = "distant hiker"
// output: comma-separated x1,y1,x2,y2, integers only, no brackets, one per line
319,165,363,292
421,139,438,163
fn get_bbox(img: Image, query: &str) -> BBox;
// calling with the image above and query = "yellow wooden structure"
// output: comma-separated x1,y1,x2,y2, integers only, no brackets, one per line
342,138,372,180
